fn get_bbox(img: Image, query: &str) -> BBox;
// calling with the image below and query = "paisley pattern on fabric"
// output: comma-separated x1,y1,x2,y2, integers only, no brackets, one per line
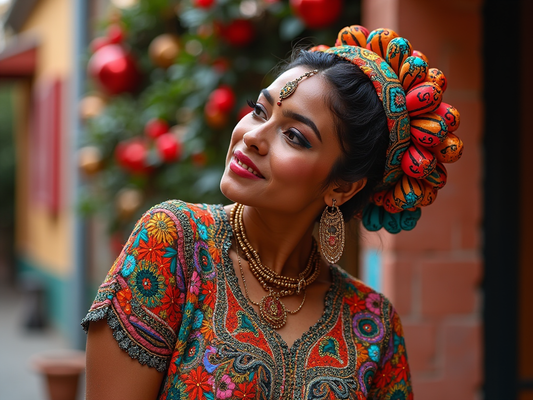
82,201,413,399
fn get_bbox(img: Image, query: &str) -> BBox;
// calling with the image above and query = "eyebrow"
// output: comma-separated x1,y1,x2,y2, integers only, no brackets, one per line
282,109,322,142
261,89,274,105
260,88,323,142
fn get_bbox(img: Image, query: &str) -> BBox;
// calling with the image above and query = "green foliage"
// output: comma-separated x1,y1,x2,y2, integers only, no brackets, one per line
81,0,360,234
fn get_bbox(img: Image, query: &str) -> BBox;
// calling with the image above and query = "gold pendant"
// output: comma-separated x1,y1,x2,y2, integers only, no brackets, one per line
259,293,287,329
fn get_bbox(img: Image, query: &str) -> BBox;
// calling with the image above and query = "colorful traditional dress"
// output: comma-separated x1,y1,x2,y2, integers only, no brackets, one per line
82,200,413,399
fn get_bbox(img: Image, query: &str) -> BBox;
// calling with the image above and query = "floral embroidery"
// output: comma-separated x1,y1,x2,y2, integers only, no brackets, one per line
146,212,178,245
182,366,212,399
366,292,382,315
82,201,413,399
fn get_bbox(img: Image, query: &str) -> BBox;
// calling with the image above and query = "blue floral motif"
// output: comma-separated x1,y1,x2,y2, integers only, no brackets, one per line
122,254,136,277
387,86,407,114
197,224,208,240
193,309,204,329
368,344,380,362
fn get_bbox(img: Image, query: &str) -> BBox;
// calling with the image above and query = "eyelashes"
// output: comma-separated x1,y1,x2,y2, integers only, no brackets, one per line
245,99,312,149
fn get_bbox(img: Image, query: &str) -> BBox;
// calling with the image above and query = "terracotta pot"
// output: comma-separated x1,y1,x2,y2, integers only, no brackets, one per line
31,350,86,400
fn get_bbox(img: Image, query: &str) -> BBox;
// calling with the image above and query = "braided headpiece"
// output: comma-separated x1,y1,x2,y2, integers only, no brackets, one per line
310,25,463,234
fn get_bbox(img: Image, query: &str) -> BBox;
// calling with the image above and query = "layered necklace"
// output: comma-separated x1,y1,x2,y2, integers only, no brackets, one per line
230,203,321,329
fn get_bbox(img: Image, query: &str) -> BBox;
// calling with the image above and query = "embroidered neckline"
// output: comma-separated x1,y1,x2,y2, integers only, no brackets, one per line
213,203,344,353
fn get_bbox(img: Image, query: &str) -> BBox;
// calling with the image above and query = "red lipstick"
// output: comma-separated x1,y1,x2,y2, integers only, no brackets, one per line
230,150,264,180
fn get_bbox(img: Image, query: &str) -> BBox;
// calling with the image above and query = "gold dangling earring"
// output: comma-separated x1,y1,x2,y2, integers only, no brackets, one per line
319,199,345,264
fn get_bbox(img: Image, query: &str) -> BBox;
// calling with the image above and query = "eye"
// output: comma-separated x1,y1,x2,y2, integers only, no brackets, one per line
247,99,267,120
283,128,312,149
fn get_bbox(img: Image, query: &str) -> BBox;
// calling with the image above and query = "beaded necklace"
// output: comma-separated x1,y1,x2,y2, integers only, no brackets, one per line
230,203,321,329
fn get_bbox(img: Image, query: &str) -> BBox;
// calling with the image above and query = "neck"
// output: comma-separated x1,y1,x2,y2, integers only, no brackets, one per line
231,203,320,277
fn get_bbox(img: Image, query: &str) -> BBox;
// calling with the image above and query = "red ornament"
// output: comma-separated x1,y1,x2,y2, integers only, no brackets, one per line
194,0,215,8
115,139,149,173
90,37,109,53
156,133,182,162
191,151,208,167
145,118,169,139
208,85,236,114
290,0,343,29
88,44,141,95
204,102,229,129
212,57,230,73
222,19,255,47
107,24,125,44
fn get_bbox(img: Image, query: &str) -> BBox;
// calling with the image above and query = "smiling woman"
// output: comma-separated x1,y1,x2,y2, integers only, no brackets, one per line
83,24,463,400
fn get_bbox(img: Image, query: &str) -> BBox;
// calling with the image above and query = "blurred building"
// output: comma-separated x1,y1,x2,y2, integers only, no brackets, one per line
0,0,530,399
0,0,106,345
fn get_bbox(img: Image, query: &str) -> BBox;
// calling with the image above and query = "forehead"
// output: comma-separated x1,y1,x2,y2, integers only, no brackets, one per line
266,66,335,124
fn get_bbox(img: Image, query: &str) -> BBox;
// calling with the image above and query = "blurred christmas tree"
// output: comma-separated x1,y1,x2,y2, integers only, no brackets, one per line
78,0,360,235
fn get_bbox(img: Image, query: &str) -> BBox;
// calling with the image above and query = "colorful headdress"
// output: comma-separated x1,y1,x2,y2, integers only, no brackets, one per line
310,25,463,234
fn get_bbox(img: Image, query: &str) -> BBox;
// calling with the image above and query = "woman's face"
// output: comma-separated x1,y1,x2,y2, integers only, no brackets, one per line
220,66,344,216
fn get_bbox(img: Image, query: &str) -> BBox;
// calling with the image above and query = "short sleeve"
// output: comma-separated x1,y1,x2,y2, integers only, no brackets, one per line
369,302,413,399
81,202,188,372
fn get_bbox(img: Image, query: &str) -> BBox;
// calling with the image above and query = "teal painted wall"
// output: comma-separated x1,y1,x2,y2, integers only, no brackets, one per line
17,256,73,340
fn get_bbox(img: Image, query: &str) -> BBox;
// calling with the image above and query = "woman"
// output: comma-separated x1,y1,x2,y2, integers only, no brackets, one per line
83,25,461,400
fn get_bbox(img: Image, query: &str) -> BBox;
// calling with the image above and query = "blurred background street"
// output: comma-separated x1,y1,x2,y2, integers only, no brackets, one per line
0,281,83,400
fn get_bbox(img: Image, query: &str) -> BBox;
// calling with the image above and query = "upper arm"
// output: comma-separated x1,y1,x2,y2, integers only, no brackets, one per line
368,302,413,399
82,202,191,395
86,320,165,400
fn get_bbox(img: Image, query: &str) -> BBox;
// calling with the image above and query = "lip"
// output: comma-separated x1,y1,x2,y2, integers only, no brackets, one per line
230,150,264,180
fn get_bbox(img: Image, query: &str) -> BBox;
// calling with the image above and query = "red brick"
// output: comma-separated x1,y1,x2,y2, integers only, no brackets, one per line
381,258,414,315
403,322,437,372
420,260,481,317
443,323,482,386
413,376,478,400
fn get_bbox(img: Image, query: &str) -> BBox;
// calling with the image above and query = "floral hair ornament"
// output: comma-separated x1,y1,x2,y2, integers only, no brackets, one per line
310,25,463,234
277,69,319,106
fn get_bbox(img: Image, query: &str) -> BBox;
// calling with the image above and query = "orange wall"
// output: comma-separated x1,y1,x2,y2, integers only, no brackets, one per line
15,0,74,275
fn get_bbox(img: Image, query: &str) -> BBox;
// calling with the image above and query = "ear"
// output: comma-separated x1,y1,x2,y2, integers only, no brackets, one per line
323,178,367,207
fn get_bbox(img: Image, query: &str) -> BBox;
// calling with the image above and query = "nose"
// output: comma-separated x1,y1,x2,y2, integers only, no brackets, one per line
242,125,270,155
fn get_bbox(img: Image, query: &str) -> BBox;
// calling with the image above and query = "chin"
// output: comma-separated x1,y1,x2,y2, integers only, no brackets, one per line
219,172,236,203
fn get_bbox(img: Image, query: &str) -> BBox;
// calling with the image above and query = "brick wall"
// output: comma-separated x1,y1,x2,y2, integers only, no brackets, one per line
361,1,483,399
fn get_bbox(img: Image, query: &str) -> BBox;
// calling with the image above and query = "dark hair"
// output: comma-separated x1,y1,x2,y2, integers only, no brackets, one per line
282,50,389,221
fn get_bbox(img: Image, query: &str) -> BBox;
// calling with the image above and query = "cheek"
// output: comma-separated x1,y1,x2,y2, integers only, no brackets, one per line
271,152,330,184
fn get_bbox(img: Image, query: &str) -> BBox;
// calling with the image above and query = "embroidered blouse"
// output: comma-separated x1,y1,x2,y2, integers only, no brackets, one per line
82,200,413,400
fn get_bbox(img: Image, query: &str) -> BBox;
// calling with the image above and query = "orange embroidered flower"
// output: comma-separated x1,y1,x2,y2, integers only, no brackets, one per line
346,296,367,313
136,236,165,264
189,205,215,227
208,242,222,264
201,280,216,309
200,318,215,342
145,212,177,245
117,287,132,314
182,366,211,399
393,354,410,383
356,342,369,367
234,381,256,399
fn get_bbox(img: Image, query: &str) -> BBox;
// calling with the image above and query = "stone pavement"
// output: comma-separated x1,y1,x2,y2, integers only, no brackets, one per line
0,283,85,400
